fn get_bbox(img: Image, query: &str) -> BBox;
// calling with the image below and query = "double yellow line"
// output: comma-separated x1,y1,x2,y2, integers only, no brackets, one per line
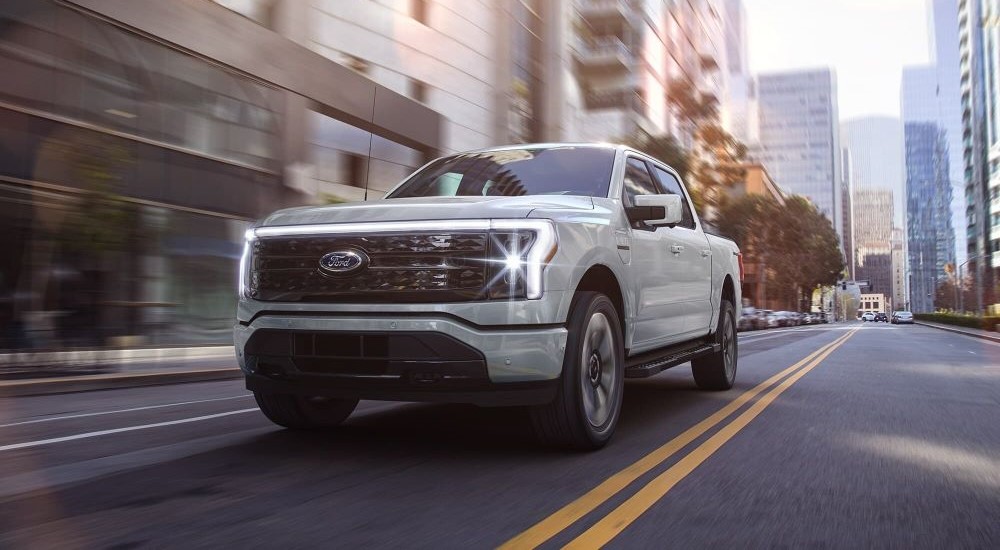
501,328,858,550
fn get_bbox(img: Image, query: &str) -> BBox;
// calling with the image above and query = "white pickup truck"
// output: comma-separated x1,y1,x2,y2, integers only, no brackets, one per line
235,143,743,449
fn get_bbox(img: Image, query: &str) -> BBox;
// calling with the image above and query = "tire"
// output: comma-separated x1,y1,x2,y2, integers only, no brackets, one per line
529,291,624,450
692,300,737,391
254,391,358,430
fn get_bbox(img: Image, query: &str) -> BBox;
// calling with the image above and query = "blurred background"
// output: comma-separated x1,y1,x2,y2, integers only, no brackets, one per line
0,0,997,358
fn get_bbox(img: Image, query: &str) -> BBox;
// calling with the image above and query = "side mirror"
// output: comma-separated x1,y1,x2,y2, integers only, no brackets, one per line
628,194,683,226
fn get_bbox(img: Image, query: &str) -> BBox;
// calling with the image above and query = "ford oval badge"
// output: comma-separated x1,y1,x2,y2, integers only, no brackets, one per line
318,249,368,276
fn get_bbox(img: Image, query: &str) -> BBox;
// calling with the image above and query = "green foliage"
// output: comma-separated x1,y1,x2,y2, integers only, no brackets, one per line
914,313,1000,332
716,193,844,309
620,133,689,178
663,79,747,219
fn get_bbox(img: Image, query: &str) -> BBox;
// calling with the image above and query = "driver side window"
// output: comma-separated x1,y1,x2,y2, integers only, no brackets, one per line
650,165,696,229
622,157,662,207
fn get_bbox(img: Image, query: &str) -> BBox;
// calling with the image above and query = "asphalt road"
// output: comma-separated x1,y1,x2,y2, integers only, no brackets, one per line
1,322,998,548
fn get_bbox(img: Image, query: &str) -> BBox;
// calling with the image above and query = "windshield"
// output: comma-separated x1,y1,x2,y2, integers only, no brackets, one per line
386,147,615,199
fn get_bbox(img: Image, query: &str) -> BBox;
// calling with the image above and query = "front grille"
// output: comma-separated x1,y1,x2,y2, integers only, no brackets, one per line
245,330,488,384
249,232,489,302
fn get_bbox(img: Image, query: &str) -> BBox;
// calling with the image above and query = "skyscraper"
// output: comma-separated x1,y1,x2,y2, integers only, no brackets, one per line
721,0,752,143
841,117,905,301
929,0,967,264
571,0,732,145
853,188,894,300
958,0,1000,313
905,122,956,313
755,69,842,240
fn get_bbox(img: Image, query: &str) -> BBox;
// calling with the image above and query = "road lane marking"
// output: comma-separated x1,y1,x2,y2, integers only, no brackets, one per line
0,409,259,452
564,329,857,549
499,330,856,550
0,395,253,428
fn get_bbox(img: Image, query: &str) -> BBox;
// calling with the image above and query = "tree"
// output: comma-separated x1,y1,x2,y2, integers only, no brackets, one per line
620,132,689,179
665,80,747,218
716,194,844,311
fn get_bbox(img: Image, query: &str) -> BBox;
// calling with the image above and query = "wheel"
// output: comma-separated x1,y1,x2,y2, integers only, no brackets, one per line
254,391,358,430
529,291,624,450
692,300,737,391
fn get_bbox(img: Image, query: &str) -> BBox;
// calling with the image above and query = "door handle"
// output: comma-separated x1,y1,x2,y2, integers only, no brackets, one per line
670,244,684,254
701,249,712,257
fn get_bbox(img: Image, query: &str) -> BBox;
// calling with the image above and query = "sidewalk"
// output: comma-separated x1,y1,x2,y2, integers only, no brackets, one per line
0,346,241,397
915,320,1000,343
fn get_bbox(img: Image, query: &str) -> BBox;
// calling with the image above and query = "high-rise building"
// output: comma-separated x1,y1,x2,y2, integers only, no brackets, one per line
841,118,905,226
929,0,966,264
905,122,956,313
721,0,752,143
840,147,855,280
853,188,894,299
571,0,732,145
245,0,572,201
892,228,907,310
841,117,904,301
754,69,842,241
958,0,1000,313
0,0,442,349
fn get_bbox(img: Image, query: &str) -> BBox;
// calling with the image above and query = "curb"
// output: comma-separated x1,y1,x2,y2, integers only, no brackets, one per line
914,321,1000,344
0,368,243,397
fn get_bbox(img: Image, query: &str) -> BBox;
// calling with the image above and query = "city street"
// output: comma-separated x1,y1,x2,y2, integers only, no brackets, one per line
1,323,998,548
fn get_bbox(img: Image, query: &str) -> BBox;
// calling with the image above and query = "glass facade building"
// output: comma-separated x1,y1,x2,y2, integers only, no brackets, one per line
0,0,440,350
905,122,956,313
958,0,1000,312
754,69,842,242
841,117,905,304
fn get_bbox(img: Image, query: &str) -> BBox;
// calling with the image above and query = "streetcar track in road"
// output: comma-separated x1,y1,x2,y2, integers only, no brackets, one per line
0,394,254,428
500,329,858,550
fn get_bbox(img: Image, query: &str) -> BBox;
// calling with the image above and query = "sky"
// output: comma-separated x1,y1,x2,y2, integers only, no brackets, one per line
744,0,932,121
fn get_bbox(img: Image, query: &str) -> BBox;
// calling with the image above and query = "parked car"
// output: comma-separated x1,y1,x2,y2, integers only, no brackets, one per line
236,143,743,450
891,311,914,324
874,312,889,323
766,311,782,328
861,312,876,322
739,307,767,332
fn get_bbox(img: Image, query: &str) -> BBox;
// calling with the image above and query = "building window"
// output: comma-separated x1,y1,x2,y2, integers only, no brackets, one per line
411,0,428,24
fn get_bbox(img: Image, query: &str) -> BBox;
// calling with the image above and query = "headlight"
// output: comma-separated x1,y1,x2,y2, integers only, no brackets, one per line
238,228,256,299
487,220,558,300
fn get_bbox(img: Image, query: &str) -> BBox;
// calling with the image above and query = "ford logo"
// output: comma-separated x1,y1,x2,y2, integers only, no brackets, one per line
318,249,368,276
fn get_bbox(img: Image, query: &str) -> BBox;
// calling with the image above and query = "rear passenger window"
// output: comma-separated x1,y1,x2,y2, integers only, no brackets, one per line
622,157,661,207
651,166,696,229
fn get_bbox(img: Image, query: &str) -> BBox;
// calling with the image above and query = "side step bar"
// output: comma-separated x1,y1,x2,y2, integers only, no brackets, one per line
624,342,720,379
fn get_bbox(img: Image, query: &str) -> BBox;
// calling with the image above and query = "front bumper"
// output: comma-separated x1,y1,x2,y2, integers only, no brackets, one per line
234,313,568,406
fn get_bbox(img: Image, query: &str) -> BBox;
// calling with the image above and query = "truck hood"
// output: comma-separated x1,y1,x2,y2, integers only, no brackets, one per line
259,195,595,227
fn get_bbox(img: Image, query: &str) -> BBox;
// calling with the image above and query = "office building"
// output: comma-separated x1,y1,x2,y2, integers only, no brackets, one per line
930,0,966,264
853,189,894,299
571,0,732,145
721,0,752,143
840,147,855,280
840,116,905,303
892,228,907,310
754,69,842,241
905,122,956,313
0,0,441,349
958,0,1000,313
